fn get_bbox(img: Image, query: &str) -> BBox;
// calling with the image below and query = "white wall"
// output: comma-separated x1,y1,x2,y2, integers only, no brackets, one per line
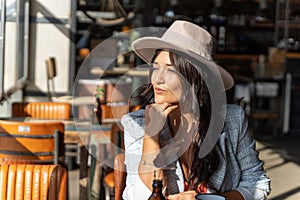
0,0,73,117
27,0,72,93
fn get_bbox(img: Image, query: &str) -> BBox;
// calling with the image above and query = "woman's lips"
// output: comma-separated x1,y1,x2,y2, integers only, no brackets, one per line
154,86,166,94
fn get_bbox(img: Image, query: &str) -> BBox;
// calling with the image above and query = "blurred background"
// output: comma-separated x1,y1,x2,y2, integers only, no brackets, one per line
0,0,300,199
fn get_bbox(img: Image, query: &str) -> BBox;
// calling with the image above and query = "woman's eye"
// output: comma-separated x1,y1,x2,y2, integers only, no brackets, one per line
150,63,160,71
167,68,177,73
150,63,177,74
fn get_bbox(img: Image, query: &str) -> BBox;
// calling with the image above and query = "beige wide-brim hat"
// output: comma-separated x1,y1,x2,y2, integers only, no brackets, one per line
132,20,234,90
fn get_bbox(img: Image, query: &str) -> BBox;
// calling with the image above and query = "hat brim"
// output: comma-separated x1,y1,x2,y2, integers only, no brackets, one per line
132,37,234,90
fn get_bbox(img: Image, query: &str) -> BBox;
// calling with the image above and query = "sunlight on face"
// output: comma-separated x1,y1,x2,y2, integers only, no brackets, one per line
151,51,182,104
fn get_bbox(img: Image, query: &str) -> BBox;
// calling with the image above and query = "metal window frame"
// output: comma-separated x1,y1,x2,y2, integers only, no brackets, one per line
0,0,30,103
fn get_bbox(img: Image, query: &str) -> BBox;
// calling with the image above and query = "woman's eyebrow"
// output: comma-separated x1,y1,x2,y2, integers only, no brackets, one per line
152,62,174,67
166,63,174,67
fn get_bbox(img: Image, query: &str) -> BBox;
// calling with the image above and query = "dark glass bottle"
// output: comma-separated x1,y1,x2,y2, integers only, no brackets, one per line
148,179,166,200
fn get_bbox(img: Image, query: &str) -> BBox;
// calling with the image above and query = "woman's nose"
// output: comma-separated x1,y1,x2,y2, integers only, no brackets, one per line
152,69,165,84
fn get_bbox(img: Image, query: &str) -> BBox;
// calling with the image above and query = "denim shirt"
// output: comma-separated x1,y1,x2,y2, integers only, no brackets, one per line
121,104,271,200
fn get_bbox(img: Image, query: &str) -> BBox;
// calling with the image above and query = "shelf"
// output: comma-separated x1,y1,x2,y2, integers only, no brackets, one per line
90,66,149,77
286,52,300,59
251,111,278,119
215,54,258,60
213,23,274,30
215,51,300,61
277,20,300,29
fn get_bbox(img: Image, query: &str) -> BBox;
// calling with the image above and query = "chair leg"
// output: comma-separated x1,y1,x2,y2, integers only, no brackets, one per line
79,145,89,200
104,184,110,200
103,184,114,200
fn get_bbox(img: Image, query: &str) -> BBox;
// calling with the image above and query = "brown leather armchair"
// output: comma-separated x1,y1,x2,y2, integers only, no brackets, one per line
12,102,71,120
0,164,67,200
92,104,139,200
103,153,126,200
0,120,65,165
113,153,127,200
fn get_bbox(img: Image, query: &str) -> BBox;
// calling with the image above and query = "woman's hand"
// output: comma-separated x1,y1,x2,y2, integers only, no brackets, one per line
145,103,178,138
166,190,197,200
139,103,178,188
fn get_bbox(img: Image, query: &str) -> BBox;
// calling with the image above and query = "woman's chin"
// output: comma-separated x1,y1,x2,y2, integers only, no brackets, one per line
154,100,164,104
154,96,167,103
154,98,177,105
154,93,178,104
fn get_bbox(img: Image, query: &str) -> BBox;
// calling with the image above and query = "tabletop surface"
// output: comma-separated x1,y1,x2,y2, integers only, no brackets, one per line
1,117,113,145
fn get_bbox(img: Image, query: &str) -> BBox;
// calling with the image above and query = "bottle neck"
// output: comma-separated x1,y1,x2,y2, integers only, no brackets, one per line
149,178,165,199
152,180,163,193
152,187,163,193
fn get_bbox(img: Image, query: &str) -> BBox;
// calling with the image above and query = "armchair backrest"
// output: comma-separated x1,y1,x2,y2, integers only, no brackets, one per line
114,153,126,200
0,164,67,200
12,102,71,120
0,120,65,165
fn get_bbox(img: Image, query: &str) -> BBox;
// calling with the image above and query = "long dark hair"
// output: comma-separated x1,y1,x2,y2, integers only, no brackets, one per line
131,49,220,191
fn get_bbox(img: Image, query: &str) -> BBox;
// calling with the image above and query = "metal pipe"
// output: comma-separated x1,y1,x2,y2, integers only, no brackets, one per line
284,0,290,52
54,130,59,165
0,0,29,103
16,0,29,82
274,0,280,46
283,73,291,134
0,0,7,97
16,0,23,80
19,0,29,82
69,0,77,92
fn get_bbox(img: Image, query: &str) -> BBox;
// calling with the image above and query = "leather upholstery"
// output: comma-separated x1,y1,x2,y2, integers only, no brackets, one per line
113,153,126,200
103,153,127,200
0,120,65,165
12,102,71,120
0,164,67,200
101,104,129,121
96,104,140,124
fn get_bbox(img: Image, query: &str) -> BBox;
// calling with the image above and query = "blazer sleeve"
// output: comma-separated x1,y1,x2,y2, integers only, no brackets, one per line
233,105,271,200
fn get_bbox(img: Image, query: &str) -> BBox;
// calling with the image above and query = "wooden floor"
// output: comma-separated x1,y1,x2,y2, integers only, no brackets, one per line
256,134,300,200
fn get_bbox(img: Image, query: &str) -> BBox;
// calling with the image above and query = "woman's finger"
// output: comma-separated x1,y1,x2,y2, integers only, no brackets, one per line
161,102,170,109
166,190,197,199
165,104,178,114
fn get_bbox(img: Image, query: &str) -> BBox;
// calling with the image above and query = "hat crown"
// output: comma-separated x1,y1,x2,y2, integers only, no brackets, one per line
131,20,235,90
162,20,214,60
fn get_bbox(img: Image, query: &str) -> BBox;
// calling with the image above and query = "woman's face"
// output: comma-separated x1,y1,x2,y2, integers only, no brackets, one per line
151,51,182,104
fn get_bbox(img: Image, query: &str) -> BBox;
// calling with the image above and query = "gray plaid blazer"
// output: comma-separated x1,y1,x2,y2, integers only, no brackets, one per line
121,104,271,200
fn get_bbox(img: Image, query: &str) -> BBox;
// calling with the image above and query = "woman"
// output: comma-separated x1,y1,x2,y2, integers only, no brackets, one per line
121,20,270,200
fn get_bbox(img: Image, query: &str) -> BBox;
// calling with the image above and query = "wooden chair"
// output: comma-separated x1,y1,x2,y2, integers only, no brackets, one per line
102,153,127,200
11,102,71,120
0,120,65,165
0,164,67,200
113,153,126,200
88,103,140,200
89,104,127,200
100,104,130,124
102,123,127,200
